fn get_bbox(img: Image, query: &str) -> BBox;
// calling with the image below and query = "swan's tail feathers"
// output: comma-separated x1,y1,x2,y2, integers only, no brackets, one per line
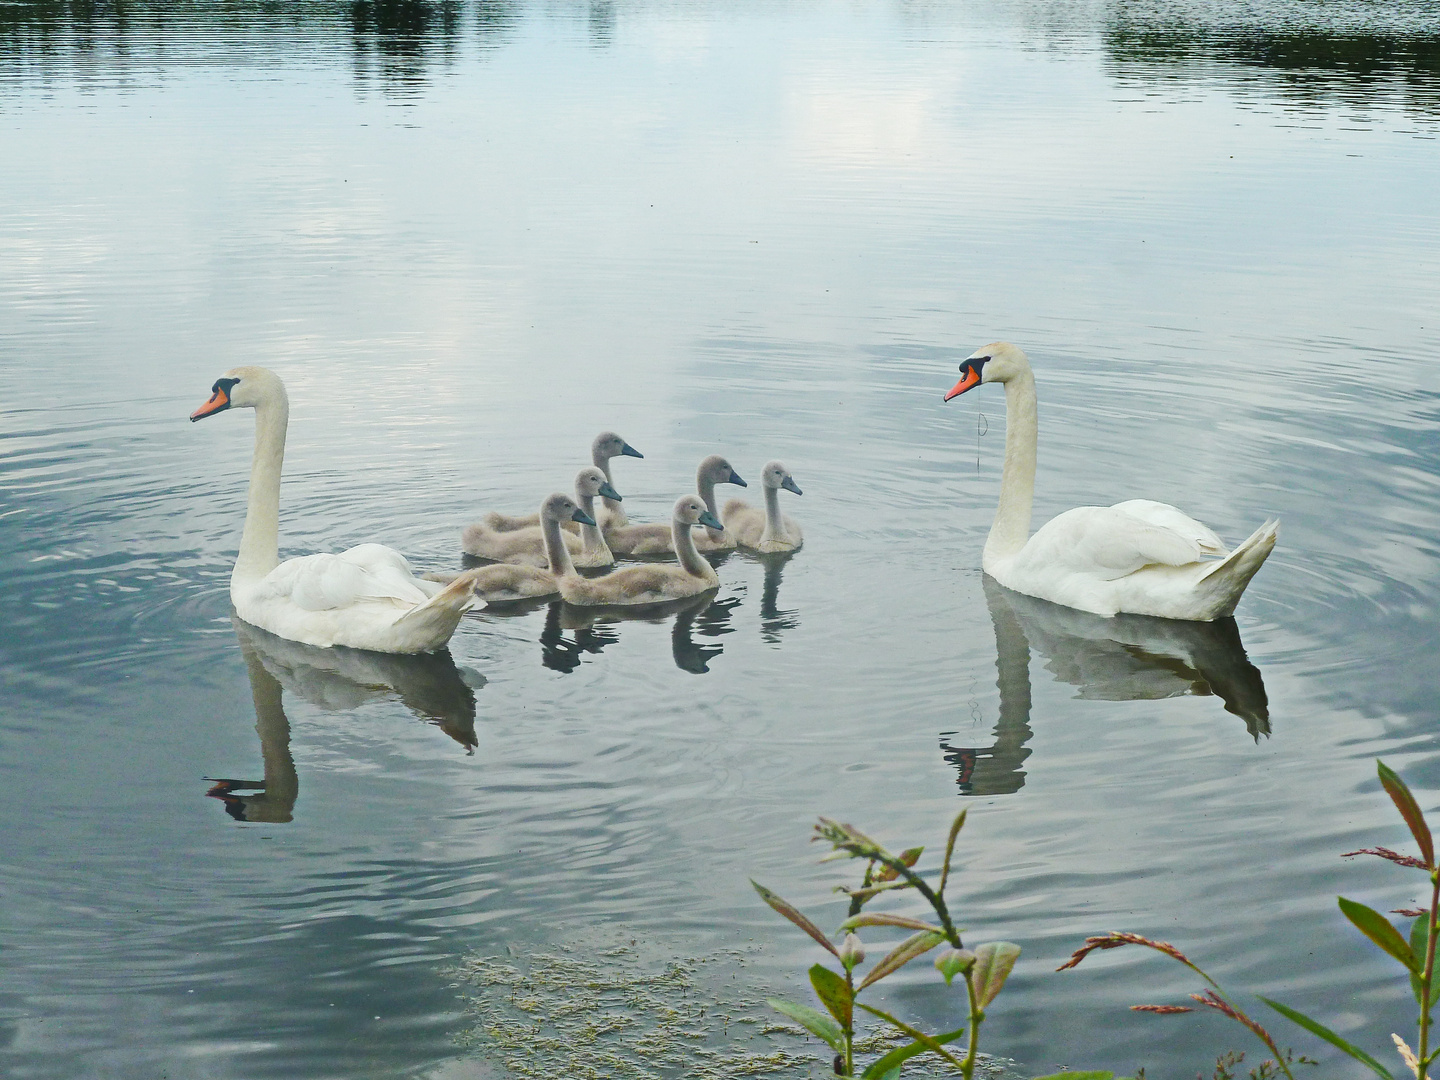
390,571,483,652
1196,519,1278,620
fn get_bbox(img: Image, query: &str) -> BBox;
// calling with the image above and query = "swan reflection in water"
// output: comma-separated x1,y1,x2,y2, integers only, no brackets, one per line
206,617,483,821
537,592,740,674
941,576,1270,796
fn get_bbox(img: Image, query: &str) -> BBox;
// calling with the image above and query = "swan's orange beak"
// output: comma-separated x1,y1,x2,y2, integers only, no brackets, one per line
190,385,231,421
944,365,981,401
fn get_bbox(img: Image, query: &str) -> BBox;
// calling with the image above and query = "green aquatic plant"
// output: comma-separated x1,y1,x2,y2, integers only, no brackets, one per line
1060,759,1437,1080
753,809,1025,1080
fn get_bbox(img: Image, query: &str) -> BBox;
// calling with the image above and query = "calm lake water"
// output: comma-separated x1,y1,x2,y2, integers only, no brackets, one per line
3,1,1439,1077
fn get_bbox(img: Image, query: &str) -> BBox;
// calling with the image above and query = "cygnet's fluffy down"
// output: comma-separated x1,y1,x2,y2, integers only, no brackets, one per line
481,432,642,532
463,492,595,602
545,494,722,606
463,467,620,568
604,454,746,555
723,460,804,553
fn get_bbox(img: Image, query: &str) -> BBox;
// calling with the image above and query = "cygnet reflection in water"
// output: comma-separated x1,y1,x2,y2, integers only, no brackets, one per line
538,593,739,674
539,602,619,673
206,617,483,821
940,576,1270,796
754,551,800,643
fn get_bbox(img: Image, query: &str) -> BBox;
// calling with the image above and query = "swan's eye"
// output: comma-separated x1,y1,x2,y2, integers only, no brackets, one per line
212,377,240,397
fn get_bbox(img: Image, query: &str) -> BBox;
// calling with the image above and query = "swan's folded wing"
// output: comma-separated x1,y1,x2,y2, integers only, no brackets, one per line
263,545,432,611
1028,506,1202,580
1079,508,1203,575
1109,500,1228,557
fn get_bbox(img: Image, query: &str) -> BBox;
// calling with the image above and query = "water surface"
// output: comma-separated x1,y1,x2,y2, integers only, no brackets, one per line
2,2,1439,1078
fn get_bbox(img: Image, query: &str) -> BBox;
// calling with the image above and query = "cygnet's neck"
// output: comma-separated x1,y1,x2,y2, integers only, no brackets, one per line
983,370,1037,570
761,484,788,545
594,451,622,517
696,468,725,544
234,390,290,585
672,517,716,582
576,492,611,561
541,512,578,577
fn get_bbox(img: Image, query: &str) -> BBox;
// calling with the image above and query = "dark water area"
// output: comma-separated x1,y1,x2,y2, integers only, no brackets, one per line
2,1,1439,1078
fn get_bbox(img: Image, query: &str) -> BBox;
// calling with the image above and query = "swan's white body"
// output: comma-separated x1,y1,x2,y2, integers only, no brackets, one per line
482,431,642,532
723,460,803,552
546,494,721,606
604,455,746,555
462,467,617,569
192,367,481,653
945,343,1276,621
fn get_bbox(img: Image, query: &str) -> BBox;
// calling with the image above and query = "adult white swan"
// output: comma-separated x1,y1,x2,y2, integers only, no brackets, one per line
943,342,1277,621
191,367,481,653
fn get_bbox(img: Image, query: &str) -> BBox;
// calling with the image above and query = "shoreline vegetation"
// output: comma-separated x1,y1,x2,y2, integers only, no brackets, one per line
3,0,1438,119
752,760,1439,1080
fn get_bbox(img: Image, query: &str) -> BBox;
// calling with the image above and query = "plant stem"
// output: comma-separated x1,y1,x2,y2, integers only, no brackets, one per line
961,967,982,1080
869,850,963,948
845,965,855,1077
1420,870,1440,1080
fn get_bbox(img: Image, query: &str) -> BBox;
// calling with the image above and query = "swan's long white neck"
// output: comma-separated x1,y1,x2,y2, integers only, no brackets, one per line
672,518,712,580
577,492,612,562
594,451,622,517
984,371,1037,569
234,389,289,585
761,484,786,545
542,513,577,577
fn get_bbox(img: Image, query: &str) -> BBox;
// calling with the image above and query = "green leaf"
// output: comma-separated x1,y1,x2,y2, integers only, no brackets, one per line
857,930,947,991
856,1003,967,1073
1259,996,1393,1080
971,941,1022,1007
934,947,976,985
1339,897,1420,971
766,997,845,1053
752,880,841,958
861,1026,967,1079
1411,914,1432,1011
1028,1073,1115,1080
838,912,944,935
1379,761,1434,868
810,963,854,1029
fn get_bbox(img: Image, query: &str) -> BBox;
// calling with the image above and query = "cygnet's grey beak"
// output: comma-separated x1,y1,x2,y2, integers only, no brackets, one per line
571,508,597,526
727,469,747,487
598,482,622,501
621,443,644,458
698,509,724,531
781,476,803,496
